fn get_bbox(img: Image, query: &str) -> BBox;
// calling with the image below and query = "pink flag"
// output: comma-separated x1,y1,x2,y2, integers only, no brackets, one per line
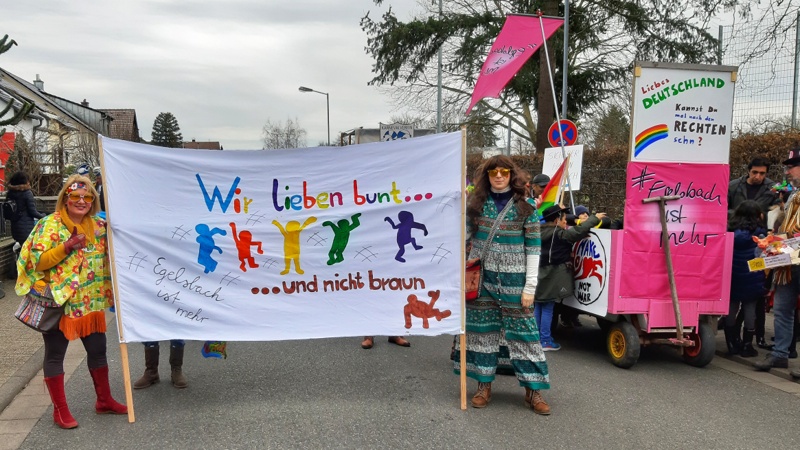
466,15,564,114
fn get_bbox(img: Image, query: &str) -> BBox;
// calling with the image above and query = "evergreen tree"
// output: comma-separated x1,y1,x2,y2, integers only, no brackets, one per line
151,112,183,148
588,104,630,150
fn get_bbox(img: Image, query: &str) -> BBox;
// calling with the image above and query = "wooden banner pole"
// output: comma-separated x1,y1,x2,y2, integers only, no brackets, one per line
460,126,467,410
98,136,136,423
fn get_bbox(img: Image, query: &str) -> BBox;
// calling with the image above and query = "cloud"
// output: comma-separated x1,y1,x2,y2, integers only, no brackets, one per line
1,0,419,149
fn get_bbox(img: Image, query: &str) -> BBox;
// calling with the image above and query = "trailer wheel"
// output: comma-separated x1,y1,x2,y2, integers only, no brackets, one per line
607,321,640,369
683,322,715,368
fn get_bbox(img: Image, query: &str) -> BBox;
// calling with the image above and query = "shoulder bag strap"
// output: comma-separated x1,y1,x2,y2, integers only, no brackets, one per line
478,198,514,262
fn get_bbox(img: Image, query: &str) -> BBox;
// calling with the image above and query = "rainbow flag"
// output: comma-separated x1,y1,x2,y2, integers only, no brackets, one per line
537,156,569,216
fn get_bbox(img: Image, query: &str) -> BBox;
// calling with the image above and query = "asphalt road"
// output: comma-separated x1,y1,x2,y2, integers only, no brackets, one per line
18,323,800,449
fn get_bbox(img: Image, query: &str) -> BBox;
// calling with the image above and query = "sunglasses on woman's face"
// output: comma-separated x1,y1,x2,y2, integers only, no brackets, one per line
488,168,511,177
67,193,94,203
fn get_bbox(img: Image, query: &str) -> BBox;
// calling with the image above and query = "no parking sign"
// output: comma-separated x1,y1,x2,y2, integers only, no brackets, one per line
547,119,578,147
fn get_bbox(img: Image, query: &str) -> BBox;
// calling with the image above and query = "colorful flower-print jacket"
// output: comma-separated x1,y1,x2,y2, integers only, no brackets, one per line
15,212,113,318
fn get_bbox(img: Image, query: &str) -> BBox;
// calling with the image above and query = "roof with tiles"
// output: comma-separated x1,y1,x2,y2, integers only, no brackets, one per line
99,109,141,142
182,139,221,150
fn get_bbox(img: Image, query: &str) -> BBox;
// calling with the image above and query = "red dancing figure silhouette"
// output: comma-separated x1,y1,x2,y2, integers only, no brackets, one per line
230,222,263,272
404,290,451,329
384,210,428,263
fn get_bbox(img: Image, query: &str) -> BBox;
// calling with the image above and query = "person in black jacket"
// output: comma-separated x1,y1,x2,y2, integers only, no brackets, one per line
728,156,780,223
6,171,45,244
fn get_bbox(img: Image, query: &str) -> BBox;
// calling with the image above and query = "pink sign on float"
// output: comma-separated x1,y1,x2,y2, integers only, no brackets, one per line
466,15,563,114
620,162,729,304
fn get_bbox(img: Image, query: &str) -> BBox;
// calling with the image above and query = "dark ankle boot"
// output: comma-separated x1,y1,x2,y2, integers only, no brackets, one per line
134,346,160,389
724,326,742,356
44,373,78,429
89,366,127,414
169,345,188,389
741,329,758,357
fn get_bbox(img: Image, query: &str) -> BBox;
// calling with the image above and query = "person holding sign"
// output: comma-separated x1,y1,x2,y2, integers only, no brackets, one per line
455,155,551,415
15,175,126,429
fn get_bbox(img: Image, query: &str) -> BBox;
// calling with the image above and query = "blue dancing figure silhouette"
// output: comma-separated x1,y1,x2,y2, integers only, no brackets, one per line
195,223,227,273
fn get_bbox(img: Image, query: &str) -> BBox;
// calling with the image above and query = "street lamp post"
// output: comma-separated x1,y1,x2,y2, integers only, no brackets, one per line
298,86,330,146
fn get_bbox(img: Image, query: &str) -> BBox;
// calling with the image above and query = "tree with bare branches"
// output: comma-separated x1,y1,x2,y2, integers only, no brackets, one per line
262,117,308,149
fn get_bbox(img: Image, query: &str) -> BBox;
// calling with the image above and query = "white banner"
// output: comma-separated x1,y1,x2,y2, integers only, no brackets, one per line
102,133,464,342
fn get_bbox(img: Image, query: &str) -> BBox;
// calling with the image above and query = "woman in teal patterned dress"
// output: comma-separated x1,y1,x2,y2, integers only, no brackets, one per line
454,155,550,415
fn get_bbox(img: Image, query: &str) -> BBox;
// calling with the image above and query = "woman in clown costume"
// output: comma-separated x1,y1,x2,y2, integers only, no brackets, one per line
16,174,126,429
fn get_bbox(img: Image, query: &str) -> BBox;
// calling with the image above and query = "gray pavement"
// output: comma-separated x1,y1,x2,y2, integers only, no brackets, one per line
1,288,799,449
0,278,47,414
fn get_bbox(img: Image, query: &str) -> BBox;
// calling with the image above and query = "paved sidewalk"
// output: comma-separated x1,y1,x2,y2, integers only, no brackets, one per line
0,279,46,414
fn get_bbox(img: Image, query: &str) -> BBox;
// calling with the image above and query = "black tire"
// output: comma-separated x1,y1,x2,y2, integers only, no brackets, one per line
607,321,640,369
683,322,716,368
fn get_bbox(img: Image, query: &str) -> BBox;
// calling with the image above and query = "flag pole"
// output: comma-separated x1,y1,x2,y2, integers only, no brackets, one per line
537,11,575,212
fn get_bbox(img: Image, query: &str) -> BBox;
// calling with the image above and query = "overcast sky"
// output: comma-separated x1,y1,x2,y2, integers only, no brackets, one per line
1,1,419,149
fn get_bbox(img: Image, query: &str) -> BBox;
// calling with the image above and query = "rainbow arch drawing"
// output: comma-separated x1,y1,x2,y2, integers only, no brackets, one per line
634,124,668,157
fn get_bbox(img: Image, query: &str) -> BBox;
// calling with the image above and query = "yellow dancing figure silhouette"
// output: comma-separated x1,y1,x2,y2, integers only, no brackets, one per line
272,217,317,275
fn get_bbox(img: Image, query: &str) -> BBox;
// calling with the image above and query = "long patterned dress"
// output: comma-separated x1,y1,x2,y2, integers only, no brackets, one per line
454,197,550,389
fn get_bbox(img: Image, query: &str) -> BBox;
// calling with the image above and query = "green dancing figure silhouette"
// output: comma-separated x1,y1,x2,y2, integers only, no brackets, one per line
322,213,361,265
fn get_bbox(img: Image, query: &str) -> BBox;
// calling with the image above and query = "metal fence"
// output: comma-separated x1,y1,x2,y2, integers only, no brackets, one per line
720,14,800,133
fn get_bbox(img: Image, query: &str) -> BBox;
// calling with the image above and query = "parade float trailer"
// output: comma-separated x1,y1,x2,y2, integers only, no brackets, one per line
562,61,737,368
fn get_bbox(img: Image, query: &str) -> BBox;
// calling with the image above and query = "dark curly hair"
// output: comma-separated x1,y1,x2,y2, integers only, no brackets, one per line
467,155,533,228
728,200,763,233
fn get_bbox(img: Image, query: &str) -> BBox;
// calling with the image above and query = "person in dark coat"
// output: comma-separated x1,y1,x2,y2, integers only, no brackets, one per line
534,204,605,351
6,171,45,244
726,200,767,357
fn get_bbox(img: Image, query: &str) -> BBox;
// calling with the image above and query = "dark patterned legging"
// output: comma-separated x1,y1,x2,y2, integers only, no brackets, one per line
42,330,107,377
